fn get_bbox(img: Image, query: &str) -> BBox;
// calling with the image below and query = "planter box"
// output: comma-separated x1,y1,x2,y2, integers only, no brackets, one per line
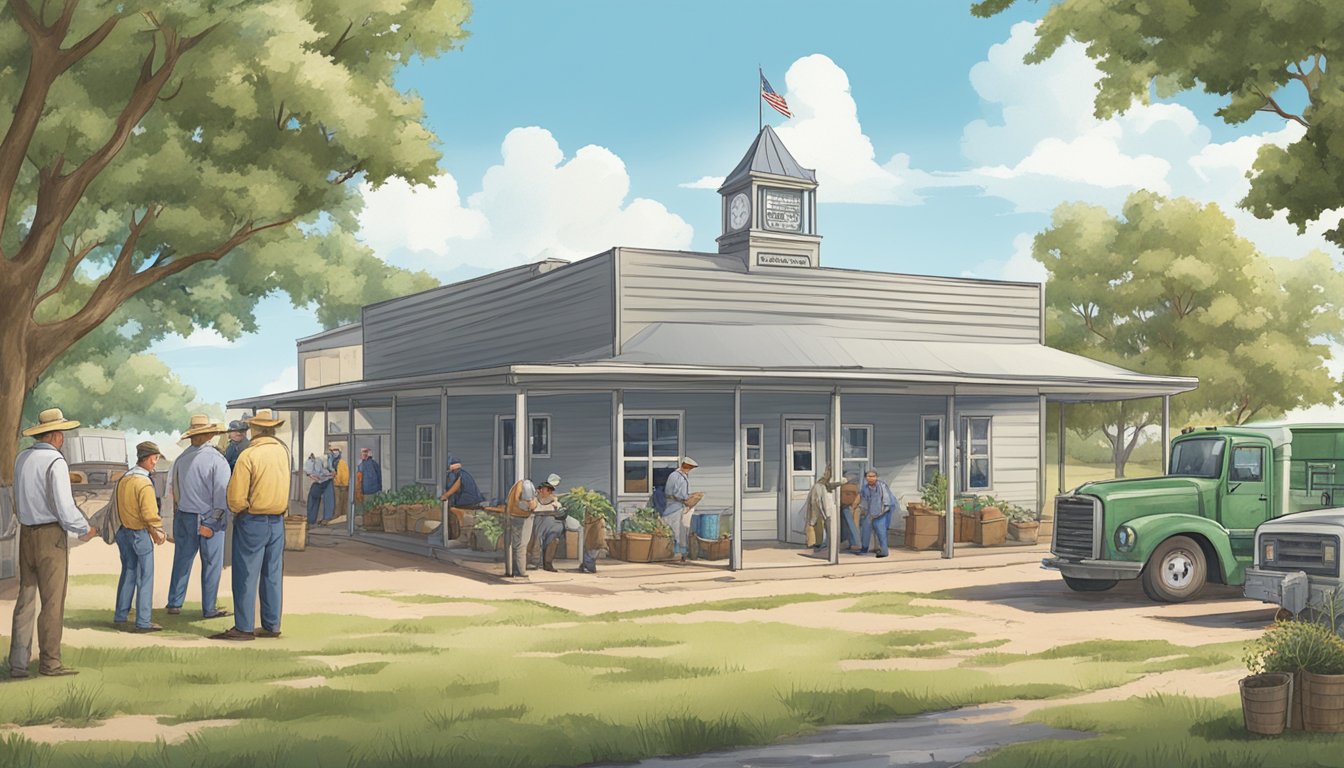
695,535,730,560
1008,520,1040,544
381,508,407,533
904,513,945,551
955,512,976,543
283,517,307,551
363,506,384,530
974,514,1007,547
622,532,654,562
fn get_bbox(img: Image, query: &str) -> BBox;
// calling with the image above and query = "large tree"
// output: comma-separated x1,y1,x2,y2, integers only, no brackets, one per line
972,0,1344,249
1036,191,1344,477
0,1,466,481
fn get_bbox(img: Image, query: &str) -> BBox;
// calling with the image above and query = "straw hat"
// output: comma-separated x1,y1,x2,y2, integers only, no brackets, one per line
247,409,285,428
181,414,226,440
22,408,80,437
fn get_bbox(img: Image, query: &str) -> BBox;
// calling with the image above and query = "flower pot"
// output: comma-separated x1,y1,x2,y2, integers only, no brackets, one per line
904,513,944,550
974,515,1007,546
1302,671,1344,732
650,533,675,561
623,532,653,562
283,517,307,551
955,512,976,543
1008,520,1040,544
1241,672,1293,735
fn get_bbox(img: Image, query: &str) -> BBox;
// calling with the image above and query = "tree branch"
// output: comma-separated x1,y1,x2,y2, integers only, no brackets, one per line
1253,86,1309,128
328,20,354,57
34,234,102,307
332,160,364,185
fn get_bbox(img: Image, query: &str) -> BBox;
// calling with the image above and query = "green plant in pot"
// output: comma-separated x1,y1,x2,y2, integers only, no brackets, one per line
473,512,504,550
1244,617,1344,733
1001,502,1040,543
920,472,948,512
559,486,616,530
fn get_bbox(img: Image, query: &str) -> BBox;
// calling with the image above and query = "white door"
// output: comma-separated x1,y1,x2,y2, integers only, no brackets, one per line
782,420,818,544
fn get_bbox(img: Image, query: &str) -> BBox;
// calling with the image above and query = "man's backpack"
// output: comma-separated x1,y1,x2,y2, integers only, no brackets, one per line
649,486,668,515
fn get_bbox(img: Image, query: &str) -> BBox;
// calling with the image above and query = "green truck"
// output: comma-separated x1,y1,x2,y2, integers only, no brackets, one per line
1043,422,1344,602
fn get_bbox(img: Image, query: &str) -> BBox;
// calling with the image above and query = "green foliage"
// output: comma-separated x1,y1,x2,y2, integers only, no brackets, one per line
559,486,616,527
1033,192,1344,475
974,1,1344,249
920,471,948,510
473,512,504,545
1243,618,1344,675
621,506,665,535
368,485,439,508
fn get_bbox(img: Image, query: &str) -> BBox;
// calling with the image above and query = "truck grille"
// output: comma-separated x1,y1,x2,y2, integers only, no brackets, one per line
1260,534,1340,578
1053,496,1098,560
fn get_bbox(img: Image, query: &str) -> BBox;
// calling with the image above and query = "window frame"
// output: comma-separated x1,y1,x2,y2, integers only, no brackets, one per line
960,415,993,492
919,416,944,489
415,424,435,484
742,424,764,492
841,423,873,483
499,415,552,459
620,411,684,497
1231,445,1265,483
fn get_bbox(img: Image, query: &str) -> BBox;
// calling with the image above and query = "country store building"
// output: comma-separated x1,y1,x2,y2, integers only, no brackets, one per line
230,127,1197,569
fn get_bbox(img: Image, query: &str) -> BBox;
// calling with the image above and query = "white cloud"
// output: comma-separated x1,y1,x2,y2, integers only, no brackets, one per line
962,232,1048,284
155,327,237,352
358,127,694,275
260,365,297,395
680,175,724,189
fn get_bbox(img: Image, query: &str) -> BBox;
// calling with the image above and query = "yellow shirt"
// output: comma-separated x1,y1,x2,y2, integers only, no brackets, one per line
116,471,163,531
333,458,349,487
227,436,291,515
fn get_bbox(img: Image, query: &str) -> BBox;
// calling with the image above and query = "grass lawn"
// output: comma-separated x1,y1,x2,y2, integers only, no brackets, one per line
0,590,1241,768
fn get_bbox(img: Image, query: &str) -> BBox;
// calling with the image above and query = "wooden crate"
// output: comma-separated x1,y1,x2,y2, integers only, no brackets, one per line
283,517,307,551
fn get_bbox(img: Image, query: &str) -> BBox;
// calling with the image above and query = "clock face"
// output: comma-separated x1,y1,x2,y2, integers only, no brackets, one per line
728,192,750,230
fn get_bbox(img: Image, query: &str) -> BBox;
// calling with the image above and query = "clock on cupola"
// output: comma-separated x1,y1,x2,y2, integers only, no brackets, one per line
716,125,821,271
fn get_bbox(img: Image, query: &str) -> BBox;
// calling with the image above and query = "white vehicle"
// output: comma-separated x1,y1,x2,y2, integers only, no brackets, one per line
1244,508,1344,629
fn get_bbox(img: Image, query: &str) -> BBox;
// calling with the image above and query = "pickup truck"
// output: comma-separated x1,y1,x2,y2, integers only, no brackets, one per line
1043,422,1344,603
1244,508,1344,631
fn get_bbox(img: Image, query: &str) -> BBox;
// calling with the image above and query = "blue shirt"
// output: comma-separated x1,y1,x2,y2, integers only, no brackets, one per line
859,479,895,519
13,442,89,535
358,457,382,495
663,469,691,517
443,467,484,507
170,444,231,532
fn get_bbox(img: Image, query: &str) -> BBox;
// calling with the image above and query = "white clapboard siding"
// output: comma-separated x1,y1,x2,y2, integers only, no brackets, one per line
617,249,1041,347
363,254,615,379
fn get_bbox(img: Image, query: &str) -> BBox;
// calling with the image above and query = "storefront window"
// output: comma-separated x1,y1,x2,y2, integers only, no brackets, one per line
416,425,435,483
960,416,992,491
500,416,551,458
623,415,681,495
920,416,943,487
743,425,763,491
842,424,871,482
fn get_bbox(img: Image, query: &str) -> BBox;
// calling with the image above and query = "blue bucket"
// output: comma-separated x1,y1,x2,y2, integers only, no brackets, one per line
696,512,720,540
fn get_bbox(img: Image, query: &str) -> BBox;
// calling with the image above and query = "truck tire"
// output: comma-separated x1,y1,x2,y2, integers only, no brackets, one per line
1062,575,1118,592
1142,535,1206,603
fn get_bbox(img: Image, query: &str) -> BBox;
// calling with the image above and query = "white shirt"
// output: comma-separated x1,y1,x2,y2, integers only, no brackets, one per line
13,442,89,535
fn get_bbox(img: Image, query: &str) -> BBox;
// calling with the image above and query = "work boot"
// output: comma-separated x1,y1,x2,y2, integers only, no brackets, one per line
543,540,559,572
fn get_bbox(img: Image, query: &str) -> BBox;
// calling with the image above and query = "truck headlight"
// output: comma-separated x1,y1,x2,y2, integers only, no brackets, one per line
1326,543,1337,565
1114,525,1137,552
1263,541,1275,563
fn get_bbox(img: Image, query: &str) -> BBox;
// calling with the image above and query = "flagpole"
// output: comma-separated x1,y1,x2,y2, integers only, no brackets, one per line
757,65,762,133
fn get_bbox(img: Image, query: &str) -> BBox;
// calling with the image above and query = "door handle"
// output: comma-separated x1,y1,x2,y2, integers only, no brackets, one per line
1258,496,1268,502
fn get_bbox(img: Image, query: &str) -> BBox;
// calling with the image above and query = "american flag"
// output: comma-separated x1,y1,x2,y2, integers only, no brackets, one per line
760,70,791,118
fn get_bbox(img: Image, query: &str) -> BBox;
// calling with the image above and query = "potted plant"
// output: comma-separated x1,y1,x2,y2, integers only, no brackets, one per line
472,512,504,552
649,514,675,561
954,493,980,543
620,507,659,562
1003,503,1040,544
913,472,947,513
560,486,617,561
1243,616,1344,733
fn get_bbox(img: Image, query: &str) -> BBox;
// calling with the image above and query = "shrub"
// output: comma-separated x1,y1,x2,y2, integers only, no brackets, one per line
559,486,617,528
921,472,948,511
1244,618,1344,675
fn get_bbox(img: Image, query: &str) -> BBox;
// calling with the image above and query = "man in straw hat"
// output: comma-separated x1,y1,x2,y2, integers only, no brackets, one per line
114,441,168,632
662,457,700,563
212,409,291,642
7,408,98,678
165,415,232,620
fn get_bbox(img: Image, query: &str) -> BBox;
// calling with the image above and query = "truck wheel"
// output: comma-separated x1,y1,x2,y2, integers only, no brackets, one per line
1063,575,1118,592
1142,536,1206,603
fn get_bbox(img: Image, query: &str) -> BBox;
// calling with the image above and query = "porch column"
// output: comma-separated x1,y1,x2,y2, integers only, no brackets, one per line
347,398,356,536
1058,402,1067,494
612,389,623,554
731,386,743,571
505,389,528,577
296,408,305,509
389,394,398,496
829,388,841,566
1038,395,1047,523
440,387,451,547
943,390,957,559
1160,395,1171,476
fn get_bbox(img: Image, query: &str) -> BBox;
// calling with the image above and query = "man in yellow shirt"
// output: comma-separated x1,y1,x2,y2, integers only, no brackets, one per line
328,442,349,525
212,410,290,642
114,442,167,633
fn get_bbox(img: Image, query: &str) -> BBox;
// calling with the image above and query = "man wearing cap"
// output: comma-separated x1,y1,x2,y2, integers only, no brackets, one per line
114,442,168,632
662,457,698,562
438,453,484,508
529,474,565,573
303,449,334,526
222,420,250,472
356,447,382,508
165,415,232,620
329,443,349,524
212,410,290,642
8,408,99,678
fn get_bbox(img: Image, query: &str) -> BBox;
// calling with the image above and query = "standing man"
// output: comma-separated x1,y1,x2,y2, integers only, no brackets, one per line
304,451,333,526
662,457,698,563
8,408,98,678
114,442,168,633
503,474,539,578
356,447,382,508
165,415,231,620
222,419,250,471
328,443,348,524
530,474,565,572
803,465,844,550
858,470,896,558
212,409,290,642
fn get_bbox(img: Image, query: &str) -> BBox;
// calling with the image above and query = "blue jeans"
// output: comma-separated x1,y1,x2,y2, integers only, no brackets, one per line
581,548,600,572
869,511,892,556
661,511,687,555
306,480,333,524
115,528,155,628
167,513,226,615
231,514,284,633
840,508,860,549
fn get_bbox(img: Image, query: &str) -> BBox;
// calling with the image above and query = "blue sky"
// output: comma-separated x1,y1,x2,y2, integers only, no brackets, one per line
145,0,1342,435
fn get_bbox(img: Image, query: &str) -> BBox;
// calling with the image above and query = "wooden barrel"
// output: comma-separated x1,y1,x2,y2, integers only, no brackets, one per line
623,532,653,562
1241,673,1292,735
283,517,307,552
1302,672,1344,732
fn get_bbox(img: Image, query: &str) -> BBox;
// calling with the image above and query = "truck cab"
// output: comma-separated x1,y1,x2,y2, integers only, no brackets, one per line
1044,423,1344,603
1244,509,1344,630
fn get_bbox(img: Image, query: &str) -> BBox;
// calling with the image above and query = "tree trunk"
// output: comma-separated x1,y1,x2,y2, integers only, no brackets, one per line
0,320,31,486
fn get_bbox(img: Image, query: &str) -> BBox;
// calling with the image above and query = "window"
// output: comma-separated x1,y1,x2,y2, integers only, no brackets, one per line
416,425,435,483
500,416,551,458
920,416,943,488
960,416,992,491
743,425,763,491
841,425,872,483
1231,446,1264,482
623,414,682,495
1170,438,1226,479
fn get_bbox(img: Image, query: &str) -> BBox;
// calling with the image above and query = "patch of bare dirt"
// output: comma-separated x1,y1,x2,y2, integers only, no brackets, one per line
0,715,238,744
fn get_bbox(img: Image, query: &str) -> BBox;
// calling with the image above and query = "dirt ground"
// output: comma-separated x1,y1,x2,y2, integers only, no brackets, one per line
0,528,1277,746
